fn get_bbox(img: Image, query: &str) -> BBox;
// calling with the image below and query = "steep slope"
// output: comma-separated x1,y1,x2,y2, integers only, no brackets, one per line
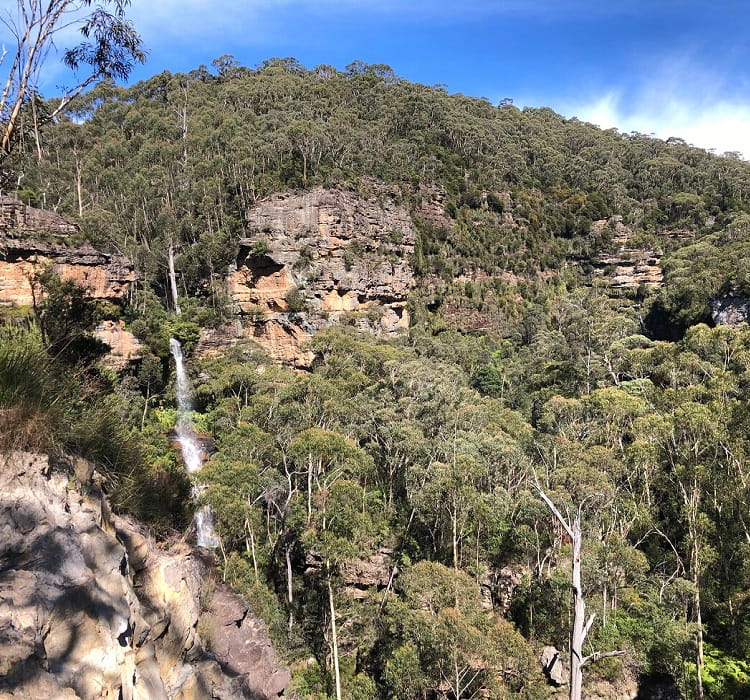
8,58,750,700
0,451,290,699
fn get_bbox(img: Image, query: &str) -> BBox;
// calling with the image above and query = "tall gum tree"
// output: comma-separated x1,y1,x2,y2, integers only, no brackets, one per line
532,475,626,700
0,0,144,162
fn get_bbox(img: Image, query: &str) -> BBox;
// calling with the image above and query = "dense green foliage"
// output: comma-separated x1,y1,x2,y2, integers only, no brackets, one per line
5,58,750,698
0,274,190,528
11,56,750,319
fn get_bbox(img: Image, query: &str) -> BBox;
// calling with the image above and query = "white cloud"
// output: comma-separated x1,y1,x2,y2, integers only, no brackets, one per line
566,92,750,158
556,56,750,158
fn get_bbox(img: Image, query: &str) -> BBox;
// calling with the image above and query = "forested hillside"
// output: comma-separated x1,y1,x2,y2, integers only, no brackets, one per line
4,58,750,699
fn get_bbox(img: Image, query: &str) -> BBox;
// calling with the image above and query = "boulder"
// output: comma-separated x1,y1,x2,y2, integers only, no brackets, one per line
540,645,567,686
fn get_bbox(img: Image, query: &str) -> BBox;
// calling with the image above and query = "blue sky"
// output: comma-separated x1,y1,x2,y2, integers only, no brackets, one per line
5,0,750,155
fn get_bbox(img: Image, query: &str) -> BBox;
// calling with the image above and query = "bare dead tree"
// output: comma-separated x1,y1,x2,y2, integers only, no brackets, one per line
532,479,626,700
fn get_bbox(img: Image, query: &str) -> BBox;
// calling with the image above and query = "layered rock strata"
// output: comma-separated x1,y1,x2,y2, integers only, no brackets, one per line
0,451,289,699
200,187,416,368
591,217,663,290
0,196,135,307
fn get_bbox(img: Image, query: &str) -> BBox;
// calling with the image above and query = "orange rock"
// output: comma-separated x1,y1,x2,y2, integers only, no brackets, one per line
0,196,135,307
94,320,144,369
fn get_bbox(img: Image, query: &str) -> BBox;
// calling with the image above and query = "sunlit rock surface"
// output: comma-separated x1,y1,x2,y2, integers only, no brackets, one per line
200,185,416,368
0,196,135,308
0,451,289,699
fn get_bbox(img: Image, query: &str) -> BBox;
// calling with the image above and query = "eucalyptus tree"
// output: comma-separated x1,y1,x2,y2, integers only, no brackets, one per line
0,0,144,161
532,477,626,700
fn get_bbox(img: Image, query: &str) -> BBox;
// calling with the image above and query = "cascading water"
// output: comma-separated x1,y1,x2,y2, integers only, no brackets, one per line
169,338,219,548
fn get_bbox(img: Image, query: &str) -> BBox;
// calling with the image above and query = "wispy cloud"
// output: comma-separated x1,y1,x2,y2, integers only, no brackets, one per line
566,93,750,157
123,0,661,42
557,58,750,157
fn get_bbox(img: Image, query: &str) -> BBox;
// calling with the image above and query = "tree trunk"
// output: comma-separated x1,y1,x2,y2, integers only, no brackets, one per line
245,518,259,584
167,241,181,316
75,162,83,217
286,543,294,631
533,483,624,700
307,455,313,524
327,571,341,700
570,518,584,700
692,539,705,700
452,507,459,570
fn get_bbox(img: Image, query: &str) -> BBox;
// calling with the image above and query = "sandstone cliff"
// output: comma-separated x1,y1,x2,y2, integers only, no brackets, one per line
0,451,290,699
199,187,416,368
591,217,664,290
0,196,140,367
0,196,135,308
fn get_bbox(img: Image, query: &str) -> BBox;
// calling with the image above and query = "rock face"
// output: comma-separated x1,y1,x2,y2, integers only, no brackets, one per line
201,187,416,368
0,196,135,307
591,217,664,290
0,451,290,699
477,566,525,614
540,646,567,686
710,297,750,327
94,321,144,369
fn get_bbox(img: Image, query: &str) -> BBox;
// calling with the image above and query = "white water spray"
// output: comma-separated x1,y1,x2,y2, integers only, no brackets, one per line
169,338,219,548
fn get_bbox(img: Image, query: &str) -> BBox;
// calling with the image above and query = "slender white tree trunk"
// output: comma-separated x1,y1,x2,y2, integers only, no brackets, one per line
168,241,181,316
75,161,83,217
692,537,704,700
532,482,625,700
286,544,294,631
327,571,341,700
570,518,585,700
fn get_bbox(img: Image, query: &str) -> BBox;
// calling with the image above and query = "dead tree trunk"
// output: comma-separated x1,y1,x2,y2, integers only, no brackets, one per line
167,241,182,316
533,483,626,700
327,566,342,700
285,543,295,631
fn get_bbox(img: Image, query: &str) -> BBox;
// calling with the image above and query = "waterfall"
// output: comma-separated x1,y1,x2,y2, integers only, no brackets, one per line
169,338,219,548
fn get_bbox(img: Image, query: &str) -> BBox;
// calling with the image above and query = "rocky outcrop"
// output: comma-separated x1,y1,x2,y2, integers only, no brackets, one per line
540,646,567,686
341,548,394,601
304,546,394,602
477,566,525,614
94,321,144,369
416,182,454,232
591,217,663,290
0,196,135,307
201,187,416,368
710,297,750,327
0,195,79,235
0,451,290,699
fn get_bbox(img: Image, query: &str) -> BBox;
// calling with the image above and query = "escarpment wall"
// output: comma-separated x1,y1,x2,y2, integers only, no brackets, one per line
0,196,135,307
199,186,417,368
